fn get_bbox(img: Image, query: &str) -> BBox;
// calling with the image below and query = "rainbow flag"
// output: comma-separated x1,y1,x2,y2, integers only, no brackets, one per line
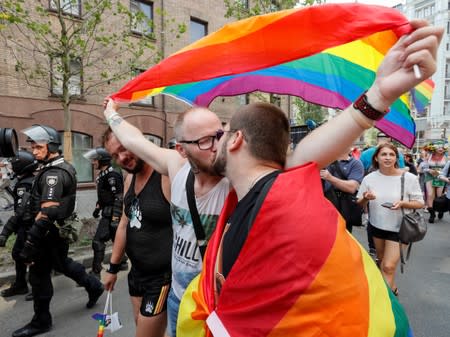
111,3,434,148
177,162,413,337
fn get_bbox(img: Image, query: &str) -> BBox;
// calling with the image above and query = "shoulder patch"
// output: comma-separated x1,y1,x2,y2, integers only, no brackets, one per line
108,177,116,186
46,176,58,187
16,187,26,196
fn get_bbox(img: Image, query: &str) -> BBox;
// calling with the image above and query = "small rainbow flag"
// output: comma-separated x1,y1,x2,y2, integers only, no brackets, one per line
111,3,434,148
92,313,106,337
177,162,413,337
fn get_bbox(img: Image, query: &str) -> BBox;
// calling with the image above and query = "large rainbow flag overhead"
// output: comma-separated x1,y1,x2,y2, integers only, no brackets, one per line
111,3,434,148
177,163,413,337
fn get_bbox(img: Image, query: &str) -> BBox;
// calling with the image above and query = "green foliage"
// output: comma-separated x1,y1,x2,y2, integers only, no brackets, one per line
292,97,326,125
0,0,184,103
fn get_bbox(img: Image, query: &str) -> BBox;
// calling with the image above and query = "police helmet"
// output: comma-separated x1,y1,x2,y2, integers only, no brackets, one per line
22,124,61,153
83,147,112,166
9,150,39,176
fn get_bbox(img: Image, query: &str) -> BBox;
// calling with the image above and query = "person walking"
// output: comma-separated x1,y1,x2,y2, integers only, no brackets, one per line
12,125,104,337
422,142,447,223
83,147,127,278
102,128,172,337
320,148,364,232
103,102,230,337
0,150,38,301
357,144,423,295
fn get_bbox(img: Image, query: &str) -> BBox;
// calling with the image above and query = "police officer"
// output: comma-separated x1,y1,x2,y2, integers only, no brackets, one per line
12,125,104,337
83,147,126,278
0,150,38,301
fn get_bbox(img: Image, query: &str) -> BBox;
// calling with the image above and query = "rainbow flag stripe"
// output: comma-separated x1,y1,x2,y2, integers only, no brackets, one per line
111,3,434,147
177,162,413,337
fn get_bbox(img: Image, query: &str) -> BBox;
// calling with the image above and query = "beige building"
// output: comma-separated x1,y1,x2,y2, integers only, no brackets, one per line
0,0,246,188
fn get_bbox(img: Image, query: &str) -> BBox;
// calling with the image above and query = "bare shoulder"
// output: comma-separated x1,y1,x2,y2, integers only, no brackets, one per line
166,149,187,180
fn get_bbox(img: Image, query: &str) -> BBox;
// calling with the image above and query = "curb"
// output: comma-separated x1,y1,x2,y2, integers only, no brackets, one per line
0,248,112,287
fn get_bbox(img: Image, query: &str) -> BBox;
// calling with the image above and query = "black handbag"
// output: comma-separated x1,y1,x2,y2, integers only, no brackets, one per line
399,173,427,272
432,195,448,213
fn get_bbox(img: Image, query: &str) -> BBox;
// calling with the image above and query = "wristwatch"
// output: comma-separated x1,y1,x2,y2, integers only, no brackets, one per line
353,91,388,121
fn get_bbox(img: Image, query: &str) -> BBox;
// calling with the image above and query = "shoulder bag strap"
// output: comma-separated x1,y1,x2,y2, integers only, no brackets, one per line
399,172,410,273
186,170,207,259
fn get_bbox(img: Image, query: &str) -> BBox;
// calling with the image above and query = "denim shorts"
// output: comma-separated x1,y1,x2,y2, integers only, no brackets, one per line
167,288,180,337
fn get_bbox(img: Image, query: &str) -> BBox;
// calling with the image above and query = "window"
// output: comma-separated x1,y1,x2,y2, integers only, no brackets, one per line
445,80,450,99
445,102,450,116
51,57,82,97
270,94,281,107
446,59,450,78
60,131,93,183
190,18,207,43
130,68,154,106
239,94,250,105
144,134,162,147
131,0,153,35
49,0,81,16
239,0,249,9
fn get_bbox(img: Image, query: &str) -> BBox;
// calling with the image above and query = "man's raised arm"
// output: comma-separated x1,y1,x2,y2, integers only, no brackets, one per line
103,98,185,178
287,20,443,169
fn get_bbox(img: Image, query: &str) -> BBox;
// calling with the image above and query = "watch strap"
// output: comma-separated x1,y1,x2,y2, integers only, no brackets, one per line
353,91,388,121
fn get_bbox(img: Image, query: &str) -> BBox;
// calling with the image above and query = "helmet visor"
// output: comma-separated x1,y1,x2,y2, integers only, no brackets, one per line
83,148,99,160
22,125,51,144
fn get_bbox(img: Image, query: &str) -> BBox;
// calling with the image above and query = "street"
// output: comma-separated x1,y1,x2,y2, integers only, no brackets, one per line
0,216,449,337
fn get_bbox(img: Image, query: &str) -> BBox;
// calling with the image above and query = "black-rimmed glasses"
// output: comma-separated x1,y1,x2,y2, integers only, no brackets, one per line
179,129,233,150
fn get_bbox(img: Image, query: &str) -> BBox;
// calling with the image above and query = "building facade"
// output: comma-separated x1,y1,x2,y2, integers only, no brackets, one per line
404,0,449,144
0,0,242,188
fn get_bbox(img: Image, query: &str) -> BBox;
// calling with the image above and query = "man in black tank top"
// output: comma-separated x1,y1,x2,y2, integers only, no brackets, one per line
103,128,172,337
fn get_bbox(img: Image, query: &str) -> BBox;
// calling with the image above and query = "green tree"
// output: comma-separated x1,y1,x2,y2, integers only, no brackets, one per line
0,0,184,162
224,0,326,125
292,98,326,125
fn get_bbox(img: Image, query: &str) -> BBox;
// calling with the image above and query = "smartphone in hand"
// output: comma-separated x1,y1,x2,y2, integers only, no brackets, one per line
381,202,394,208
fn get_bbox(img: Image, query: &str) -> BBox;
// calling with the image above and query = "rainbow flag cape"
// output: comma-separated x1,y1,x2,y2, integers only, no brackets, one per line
111,3,434,148
177,163,413,337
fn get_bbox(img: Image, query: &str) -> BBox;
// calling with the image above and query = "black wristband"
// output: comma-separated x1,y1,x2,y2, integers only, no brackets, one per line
106,263,120,274
353,91,388,121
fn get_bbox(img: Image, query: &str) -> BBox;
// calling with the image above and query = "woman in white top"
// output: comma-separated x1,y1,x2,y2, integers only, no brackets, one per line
357,143,423,296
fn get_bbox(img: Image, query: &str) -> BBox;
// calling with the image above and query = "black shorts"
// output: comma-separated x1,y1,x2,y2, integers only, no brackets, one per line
369,223,400,242
128,267,171,317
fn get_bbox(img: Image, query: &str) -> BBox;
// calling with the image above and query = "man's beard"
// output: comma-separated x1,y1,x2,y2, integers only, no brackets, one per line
186,152,222,177
212,141,227,177
123,157,145,174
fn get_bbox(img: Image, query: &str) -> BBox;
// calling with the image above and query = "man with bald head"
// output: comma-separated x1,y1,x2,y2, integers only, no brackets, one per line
103,103,229,337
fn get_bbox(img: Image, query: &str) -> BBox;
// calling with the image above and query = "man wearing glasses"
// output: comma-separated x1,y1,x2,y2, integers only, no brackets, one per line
103,103,229,337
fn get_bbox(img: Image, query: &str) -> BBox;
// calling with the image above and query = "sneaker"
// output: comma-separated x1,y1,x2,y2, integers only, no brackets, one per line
1,284,28,297
86,285,104,309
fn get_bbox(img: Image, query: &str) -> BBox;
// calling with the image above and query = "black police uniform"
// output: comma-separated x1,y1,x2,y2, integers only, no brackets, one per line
92,166,124,274
17,156,103,334
0,174,34,296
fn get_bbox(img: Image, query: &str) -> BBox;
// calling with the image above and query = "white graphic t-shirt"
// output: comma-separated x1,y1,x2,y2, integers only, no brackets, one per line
170,162,229,299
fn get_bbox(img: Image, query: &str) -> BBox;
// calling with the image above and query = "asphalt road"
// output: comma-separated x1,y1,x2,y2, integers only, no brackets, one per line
0,215,449,337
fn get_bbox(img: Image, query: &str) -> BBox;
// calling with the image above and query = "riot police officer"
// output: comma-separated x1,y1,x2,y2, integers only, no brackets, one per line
12,125,104,337
83,147,126,278
0,150,38,301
